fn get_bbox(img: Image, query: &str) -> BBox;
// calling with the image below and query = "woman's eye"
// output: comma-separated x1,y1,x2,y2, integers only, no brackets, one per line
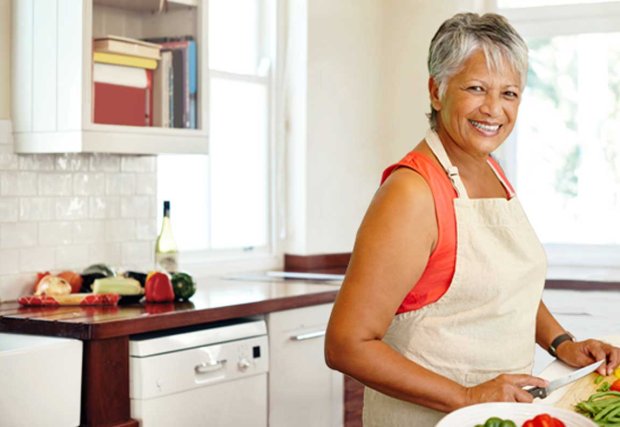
504,91,519,99
468,86,484,93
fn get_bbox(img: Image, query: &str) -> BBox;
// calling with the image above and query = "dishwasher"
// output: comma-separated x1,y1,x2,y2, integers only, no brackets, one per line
129,318,269,427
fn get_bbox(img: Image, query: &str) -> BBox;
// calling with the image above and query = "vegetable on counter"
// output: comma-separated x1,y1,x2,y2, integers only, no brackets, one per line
611,379,620,393
475,416,517,427
170,272,196,301
34,275,72,296
145,271,175,303
92,277,142,296
575,391,620,425
522,413,565,427
57,271,83,294
81,263,115,292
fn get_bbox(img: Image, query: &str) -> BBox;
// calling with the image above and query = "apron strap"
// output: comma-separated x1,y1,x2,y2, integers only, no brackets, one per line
425,129,469,199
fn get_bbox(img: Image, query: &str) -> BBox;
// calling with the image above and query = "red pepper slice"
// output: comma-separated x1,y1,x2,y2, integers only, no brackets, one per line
611,378,620,392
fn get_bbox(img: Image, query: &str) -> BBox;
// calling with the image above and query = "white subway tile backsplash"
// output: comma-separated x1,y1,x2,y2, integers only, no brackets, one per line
135,173,156,195
55,197,88,220
104,219,136,242
55,154,89,172
90,154,121,172
120,195,152,219
105,173,136,195
87,242,122,268
89,196,120,219
136,218,157,240
39,221,73,246
0,249,20,275
0,153,19,170
55,245,90,270
39,172,73,196
121,156,156,172
20,247,55,272
1,222,38,248
0,198,19,222
1,171,38,196
73,220,105,243
0,120,159,299
121,241,153,266
74,173,105,195
20,154,55,171
19,198,55,221
0,273,36,302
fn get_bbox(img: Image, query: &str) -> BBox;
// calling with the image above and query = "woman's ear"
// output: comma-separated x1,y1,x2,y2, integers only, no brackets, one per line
428,77,442,111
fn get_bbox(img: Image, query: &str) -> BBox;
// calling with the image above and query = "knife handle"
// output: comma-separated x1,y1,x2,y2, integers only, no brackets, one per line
526,386,547,399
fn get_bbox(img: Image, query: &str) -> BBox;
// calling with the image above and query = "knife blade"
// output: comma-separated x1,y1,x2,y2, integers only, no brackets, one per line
526,359,604,399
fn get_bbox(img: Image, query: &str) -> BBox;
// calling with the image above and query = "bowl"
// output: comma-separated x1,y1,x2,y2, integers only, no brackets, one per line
436,402,597,427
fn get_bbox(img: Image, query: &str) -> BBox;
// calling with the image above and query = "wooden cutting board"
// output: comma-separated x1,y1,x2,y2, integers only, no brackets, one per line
553,372,617,411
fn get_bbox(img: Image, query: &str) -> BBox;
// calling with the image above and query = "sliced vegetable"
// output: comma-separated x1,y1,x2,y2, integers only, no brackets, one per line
611,379,620,392
598,381,611,392
522,413,565,427
595,375,605,385
93,277,142,295
34,275,72,296
171,272,196,301
57,271,83,293
145,271,175,303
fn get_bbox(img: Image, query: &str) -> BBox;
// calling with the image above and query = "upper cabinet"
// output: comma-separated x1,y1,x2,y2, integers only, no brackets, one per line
11,0,208,154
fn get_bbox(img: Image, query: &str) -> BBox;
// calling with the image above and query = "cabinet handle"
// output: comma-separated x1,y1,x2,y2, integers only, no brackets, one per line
195,359,227,374
290,330,326,341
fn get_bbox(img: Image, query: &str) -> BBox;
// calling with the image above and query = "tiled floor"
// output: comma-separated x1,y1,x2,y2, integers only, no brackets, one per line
533,288,620,374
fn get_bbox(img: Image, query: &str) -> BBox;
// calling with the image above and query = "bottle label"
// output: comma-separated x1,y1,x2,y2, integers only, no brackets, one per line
156,253,178,273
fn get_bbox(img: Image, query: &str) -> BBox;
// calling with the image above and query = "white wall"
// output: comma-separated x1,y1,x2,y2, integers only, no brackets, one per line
285,0,494,255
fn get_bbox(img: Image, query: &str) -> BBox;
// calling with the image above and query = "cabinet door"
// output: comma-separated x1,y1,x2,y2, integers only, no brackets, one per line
267,304,343,427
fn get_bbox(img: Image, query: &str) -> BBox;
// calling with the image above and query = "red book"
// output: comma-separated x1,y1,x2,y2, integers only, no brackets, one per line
94,82,149,126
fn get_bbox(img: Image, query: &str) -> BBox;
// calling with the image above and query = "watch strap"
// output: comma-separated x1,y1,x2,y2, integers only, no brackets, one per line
548,332,575,358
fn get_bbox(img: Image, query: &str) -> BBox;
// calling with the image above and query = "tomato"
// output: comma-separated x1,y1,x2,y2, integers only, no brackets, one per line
611,379,620,392
57,271,83,293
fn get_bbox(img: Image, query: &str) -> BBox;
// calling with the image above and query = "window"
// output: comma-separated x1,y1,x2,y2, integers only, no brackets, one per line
499,2,620,274
157,0,277,257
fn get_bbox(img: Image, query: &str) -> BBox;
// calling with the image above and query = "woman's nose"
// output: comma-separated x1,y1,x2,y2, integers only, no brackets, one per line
480,94,502,117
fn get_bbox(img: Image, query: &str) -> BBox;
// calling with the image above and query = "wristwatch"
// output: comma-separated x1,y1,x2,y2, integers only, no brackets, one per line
548,332,575,358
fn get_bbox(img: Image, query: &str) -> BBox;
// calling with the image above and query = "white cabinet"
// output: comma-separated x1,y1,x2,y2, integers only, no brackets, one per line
11,0,208,154
267,303,343,427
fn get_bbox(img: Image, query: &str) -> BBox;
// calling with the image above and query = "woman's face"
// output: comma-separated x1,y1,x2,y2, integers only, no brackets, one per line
430,49,522,157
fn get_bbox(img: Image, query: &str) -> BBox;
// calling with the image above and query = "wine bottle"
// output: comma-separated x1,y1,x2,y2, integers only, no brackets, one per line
155,200,178,273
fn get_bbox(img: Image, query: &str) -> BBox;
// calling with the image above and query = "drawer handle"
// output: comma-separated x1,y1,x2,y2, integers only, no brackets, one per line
195,359,227,374
290,330,326,341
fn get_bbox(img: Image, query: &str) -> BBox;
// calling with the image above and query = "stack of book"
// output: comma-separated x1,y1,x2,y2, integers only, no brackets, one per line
145,36,198,129
92,35,161,127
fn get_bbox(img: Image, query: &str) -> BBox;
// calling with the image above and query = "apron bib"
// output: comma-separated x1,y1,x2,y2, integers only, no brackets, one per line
363,129,547,427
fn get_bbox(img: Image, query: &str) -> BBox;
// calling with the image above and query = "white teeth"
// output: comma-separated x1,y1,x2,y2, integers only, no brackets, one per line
470,120,500,133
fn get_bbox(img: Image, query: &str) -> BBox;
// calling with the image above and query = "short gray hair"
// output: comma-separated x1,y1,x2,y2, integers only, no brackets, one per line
427,13,528,129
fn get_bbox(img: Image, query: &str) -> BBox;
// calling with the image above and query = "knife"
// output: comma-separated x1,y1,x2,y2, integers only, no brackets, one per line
526,359,604,399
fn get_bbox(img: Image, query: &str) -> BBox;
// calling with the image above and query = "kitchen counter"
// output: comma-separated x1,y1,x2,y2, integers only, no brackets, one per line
0,277,340,427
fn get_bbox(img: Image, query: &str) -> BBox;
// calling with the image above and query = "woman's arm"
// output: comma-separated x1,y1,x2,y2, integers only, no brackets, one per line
325,167,545,412
536,300,620,375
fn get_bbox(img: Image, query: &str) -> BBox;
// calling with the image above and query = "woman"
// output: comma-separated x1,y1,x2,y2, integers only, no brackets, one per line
324,12,620,426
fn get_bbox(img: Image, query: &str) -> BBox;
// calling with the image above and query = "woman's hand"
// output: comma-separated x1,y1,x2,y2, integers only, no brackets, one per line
464,374,549,405
556,339,620,376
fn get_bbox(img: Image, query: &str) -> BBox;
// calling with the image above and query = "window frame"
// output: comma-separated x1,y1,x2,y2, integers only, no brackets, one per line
159,0,285,276
498,1,620,280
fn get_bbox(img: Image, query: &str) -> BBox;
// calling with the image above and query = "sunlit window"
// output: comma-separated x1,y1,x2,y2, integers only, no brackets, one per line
500,2,620,271
157,0,275,253
498,0,615,8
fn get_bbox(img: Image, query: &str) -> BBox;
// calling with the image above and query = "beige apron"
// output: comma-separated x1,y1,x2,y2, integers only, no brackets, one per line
363,129,547,427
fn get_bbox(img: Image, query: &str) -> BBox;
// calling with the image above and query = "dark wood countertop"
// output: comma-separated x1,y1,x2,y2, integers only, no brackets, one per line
0,277,340,340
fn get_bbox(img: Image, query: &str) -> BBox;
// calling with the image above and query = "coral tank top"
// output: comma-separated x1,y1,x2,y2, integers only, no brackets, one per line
381,151,514,314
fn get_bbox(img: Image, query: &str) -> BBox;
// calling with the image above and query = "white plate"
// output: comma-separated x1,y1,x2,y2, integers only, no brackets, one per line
436,402,597,427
